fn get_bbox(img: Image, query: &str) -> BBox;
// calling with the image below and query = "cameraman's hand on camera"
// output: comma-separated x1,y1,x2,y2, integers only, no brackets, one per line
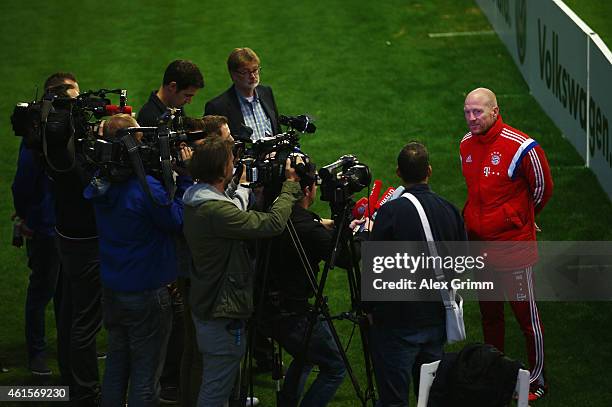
173,144,193,176
285,155,304,182
179,144,193,162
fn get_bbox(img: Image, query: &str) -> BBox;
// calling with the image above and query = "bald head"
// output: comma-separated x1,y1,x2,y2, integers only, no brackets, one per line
464,87,499,135
466,88,497,108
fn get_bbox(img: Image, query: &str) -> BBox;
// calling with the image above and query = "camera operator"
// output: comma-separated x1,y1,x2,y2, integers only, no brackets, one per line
183,114,233,141
205,47,280,141
178,114,243,407
137,59,204,403
264,161,349,406
182,137,303,406
42,73,103,406
137,59,204,127
9,72,78,376
83,114,192,406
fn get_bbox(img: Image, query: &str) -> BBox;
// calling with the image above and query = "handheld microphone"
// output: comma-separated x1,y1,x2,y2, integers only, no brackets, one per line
369,187,398,223
368,179,382,213
352,179,382,219
376,187,397,209
388,185,405,201
352,197,369,219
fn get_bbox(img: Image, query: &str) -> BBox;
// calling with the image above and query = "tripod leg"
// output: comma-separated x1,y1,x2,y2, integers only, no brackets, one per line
272,338,284,405
344,238,377,405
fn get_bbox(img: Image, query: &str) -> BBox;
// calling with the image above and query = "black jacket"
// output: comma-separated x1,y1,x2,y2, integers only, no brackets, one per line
45,149,98,239
204,84,280,137
428,343,523,407
368,183,467,328
267,205,350,310
137,91,185,127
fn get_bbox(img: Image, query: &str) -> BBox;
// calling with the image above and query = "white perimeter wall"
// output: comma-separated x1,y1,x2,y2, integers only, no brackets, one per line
476,0,612,200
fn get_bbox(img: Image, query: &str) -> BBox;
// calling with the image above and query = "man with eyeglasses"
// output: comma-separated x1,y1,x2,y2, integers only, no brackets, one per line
205,47,280,141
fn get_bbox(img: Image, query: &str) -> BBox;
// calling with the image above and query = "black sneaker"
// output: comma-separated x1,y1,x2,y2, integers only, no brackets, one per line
29,356,52,376
159,386,178,404
97,352,106,360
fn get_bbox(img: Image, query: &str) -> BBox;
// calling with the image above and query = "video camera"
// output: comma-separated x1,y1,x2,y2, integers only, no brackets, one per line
235,114,316,189
11,88,132,152
83,124,206,206
86,125,206,182
319,154,371,215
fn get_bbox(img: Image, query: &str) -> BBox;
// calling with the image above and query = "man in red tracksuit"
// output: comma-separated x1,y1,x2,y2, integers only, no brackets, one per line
460,88,553,402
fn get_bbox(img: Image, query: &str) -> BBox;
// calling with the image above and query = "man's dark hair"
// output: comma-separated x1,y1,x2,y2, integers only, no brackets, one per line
201,115,229,136
397,141,429,183
188,136,233,184
44,72,77,92
162,60,204,91
183,115,229,138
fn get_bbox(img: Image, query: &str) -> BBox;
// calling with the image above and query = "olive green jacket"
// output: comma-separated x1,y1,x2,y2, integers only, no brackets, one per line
183,181,303,320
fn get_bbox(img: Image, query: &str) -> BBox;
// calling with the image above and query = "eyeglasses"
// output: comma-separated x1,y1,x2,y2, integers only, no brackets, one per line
235,66,261,77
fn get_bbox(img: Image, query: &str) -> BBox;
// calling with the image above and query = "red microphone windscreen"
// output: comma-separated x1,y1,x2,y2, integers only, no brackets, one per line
104,105,133,115
376,187,396,209
352,197,369,219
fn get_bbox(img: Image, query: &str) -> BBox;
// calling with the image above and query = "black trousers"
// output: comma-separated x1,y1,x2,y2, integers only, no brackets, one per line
57,237,102,405
24,233,61,361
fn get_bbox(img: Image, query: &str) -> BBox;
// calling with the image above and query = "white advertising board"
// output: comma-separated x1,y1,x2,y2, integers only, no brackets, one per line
588,34,612,198
476,0,611,200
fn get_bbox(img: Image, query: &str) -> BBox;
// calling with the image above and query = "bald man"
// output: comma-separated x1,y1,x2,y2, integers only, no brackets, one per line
460,88,553,402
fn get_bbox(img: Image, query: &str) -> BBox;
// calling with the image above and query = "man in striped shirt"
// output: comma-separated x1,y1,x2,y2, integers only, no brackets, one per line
460,87,553,402
205,48,280,141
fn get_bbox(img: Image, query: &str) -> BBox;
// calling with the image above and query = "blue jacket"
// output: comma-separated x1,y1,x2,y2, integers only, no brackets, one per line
11,142,56,236
84,174,191,292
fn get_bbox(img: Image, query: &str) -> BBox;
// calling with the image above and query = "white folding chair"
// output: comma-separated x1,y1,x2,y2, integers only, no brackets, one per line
515,368,530,407
416,360,531,407
416,360,440,407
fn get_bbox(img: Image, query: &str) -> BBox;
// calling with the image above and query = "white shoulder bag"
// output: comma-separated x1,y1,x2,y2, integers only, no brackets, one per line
402,192,466,344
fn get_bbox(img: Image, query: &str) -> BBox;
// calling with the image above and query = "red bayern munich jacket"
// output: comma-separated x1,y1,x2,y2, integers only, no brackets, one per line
460,115,553,268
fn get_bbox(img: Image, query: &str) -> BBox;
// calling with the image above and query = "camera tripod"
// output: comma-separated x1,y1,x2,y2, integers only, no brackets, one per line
235,197,376,406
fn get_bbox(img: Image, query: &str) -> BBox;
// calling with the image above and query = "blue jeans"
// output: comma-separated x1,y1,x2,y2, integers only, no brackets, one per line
24,234,60,361
369,324,445,407
274,314,346,407
194,317,246,407
101,287,172,407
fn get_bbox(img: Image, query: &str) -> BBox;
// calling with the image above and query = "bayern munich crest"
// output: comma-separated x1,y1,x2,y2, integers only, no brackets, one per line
491,152,501,165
